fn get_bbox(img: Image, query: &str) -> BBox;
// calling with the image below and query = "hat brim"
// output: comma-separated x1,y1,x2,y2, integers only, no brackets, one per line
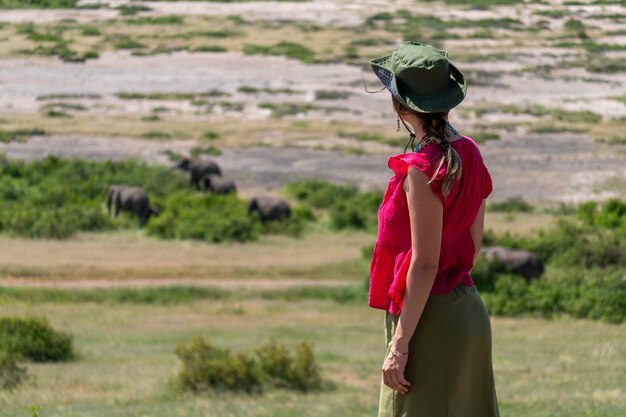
369,54,467,113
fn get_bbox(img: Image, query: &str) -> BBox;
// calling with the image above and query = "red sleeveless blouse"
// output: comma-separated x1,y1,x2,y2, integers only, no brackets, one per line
368,136,493,315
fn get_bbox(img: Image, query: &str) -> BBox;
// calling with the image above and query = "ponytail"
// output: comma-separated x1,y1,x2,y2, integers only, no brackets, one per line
392,96,462,198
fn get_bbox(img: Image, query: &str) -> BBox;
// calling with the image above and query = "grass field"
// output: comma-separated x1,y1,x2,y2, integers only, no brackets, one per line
0,296,624,417
0,212,624,417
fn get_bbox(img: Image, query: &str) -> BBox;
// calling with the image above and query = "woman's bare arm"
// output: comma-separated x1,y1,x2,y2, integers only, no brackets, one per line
469,199,486,264
391,166,443,354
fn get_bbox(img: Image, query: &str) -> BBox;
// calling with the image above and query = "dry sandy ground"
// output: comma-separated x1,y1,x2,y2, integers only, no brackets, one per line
0,1,624,205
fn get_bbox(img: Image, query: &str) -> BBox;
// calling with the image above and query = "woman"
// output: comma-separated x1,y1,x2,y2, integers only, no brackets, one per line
367,41,500,416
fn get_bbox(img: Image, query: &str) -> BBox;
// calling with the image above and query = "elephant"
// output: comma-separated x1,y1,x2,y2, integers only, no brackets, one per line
247,196,291,222
106,184,159,226
480,245,544,282
172,157,222,190
202,174,237,195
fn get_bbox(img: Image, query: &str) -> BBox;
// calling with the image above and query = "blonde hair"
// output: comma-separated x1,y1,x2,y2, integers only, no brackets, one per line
392,96,462,198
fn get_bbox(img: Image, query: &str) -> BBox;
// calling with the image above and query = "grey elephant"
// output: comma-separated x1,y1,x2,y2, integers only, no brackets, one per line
172,157,222,190
202,174,237,195
480,245,544,282
106,184,159,226
247,196,291,222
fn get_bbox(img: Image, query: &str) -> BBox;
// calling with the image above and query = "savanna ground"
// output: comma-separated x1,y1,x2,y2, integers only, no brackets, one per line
0,0,625,415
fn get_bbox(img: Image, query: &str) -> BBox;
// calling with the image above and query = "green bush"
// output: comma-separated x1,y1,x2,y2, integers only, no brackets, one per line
482,268,625,323
482,274,532,316
0,351,27,391
287,341,323,391
146,191,260,242
253,338,323,391
0,0,76,8
243,41,315,63
0,316,75,362
0,154,188,238
285,179,381,231
284,179,357,208
470,255,509,292
488,196,534,213
174,336,265,393
259,216,306,238
576,199,626,229
174,336,323,394
330,191,380,231
484,215,625,270
479,199,626,323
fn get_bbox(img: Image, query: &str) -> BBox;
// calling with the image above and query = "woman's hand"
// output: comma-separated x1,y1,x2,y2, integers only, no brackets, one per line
382,348,411,394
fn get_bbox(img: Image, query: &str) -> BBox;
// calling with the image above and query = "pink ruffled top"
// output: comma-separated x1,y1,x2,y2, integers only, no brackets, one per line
368,136,493,315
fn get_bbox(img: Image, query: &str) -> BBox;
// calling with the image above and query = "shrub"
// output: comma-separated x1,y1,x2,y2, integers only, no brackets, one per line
259,216,306,238
0,154,188,238
576,199,626,229
174,336,265,393
284,179,357,208
488,196,534,213
330,191,381,231
254,338,322,391
174,336,323,394
0,351,28,391
482,274,532,316
146,191,260,243
0,316,74,362
0,0,76,8
285,179,381,231
289,342,323,391
243,41,315,63
470,255,509,292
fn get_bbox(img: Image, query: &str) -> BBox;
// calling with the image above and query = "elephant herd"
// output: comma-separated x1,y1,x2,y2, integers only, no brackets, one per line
106,156,291,226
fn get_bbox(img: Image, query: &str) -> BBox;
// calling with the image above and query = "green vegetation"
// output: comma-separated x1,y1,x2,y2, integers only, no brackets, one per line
363,10,524,43
440,0,524,4
0,316,74,362
0,128,46,143
111,35,146,50
254,338,323,392
0,351,27,391
116,90,228,101
125,15,185,26
500,103,602,123
174,336,265,393
0,0,76,8
201,130,220,140
258,102,321,117
192,45,228,52
315,90,351,100
284,179,381,232
258,102,348,117
479,199,626,323
0,155,185,239
146,192,259,243
36,93,101,101
14,22,99,62
469,131,501,144
0,285,231,305
238,85,300,95
243,41,316,63
173,336,323,394
488,196,534,213
115,3,152,16
0,157,346,242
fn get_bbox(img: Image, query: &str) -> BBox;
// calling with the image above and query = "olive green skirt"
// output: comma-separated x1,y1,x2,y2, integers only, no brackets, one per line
378,284,500,417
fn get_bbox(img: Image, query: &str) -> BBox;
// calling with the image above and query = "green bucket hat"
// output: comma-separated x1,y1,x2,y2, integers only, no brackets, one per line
369,41,467,113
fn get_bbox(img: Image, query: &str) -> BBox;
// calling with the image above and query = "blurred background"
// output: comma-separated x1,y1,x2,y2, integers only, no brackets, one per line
0,0,624,416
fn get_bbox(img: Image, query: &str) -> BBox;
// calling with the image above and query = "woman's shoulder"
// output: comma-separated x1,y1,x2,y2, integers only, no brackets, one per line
387,150,437,177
